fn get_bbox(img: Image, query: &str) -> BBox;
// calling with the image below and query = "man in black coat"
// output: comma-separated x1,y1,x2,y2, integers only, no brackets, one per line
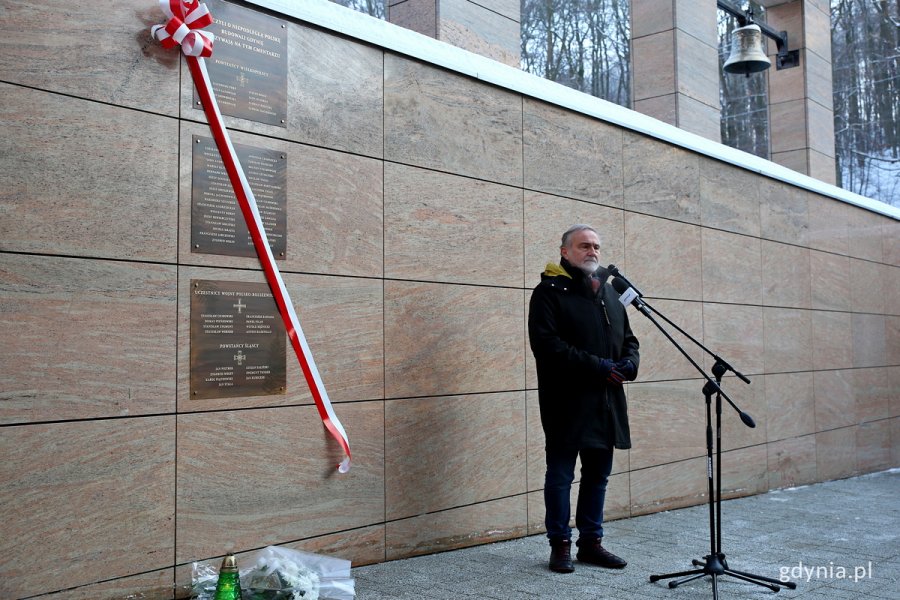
528,224,640,574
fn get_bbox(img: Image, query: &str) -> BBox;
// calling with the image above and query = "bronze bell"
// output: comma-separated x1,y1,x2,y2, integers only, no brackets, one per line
723,24,771,75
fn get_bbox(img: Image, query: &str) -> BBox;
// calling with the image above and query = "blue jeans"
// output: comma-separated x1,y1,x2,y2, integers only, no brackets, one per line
544,446,614,543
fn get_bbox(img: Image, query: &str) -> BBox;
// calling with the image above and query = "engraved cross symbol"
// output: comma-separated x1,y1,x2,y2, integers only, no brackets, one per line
234,350,245,365
233,298,246,314
237,71,248,88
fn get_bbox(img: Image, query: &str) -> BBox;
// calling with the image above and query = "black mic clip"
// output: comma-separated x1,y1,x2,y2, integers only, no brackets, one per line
607,265,644,298
593,264,611,285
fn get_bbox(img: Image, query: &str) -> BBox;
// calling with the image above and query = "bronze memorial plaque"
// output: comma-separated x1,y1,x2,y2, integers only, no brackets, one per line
190,279,286,399
195,0,288,126
191,135,287,259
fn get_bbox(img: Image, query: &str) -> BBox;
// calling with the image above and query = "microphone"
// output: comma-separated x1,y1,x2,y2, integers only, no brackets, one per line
611,276,645,310
739,411,756,428
607,265,644,297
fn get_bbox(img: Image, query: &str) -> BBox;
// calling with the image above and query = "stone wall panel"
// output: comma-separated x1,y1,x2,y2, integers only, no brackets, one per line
625,212,703,302
0,418,175,598
385,496,527,560
627,299,705,382
628,380,708,470
385,163,523,287
701,228,763,305
0,254,176,424
766,372,816,441
768,435,818,489
763,307,813,373
385,392,526,520
0,0,180,115
384,54,523,186
384,281,525,398
175,402,385,563
623,132,701,224
0,84,178,262
523,99,624,207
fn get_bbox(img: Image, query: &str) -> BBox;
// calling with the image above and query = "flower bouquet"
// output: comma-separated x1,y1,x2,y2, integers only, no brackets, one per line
192,545,355,600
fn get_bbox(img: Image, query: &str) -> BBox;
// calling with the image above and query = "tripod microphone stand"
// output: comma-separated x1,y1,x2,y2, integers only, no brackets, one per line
648,359,795,597
611,283,796,598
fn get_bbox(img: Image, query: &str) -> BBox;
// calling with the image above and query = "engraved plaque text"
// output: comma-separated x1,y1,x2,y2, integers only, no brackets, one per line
190,279,286,399
191,135,287,259
195,0,288,126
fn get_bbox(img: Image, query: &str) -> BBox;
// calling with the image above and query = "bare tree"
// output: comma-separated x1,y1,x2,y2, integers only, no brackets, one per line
521,0,631,107
832,0,899,206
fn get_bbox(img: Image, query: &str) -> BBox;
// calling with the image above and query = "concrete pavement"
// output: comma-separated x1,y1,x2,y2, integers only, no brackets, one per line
352,469,900,599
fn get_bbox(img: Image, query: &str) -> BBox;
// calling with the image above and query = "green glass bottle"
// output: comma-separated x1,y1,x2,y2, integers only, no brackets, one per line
214,553,242,600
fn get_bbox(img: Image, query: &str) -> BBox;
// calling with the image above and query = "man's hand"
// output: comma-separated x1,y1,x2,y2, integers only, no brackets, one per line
597,358,615,380
606,359,635,385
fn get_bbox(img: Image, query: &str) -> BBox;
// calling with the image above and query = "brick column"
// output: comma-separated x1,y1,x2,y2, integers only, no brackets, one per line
631,0,721,143
762,0,835,183
387,0,520,67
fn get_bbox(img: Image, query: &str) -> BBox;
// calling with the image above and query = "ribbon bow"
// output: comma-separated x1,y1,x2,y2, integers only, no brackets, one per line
151,0,214,57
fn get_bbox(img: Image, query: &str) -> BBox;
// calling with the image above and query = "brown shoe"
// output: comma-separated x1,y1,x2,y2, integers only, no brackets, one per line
576,539,627,569
549,539,575,573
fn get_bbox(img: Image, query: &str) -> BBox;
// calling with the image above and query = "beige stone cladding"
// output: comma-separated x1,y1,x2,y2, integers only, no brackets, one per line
0,1,896,598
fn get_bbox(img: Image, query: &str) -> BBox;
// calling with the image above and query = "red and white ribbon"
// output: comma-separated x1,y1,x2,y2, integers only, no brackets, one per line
151,0,214,57
152,0,351,473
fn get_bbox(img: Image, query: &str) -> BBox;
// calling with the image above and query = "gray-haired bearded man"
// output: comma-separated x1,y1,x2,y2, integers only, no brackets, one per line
528,224,640,573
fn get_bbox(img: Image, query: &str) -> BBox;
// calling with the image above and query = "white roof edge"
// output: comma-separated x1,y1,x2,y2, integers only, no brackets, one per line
247,0,899,221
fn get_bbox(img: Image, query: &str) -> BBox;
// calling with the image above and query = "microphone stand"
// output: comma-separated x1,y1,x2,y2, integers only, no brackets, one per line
621,295,796,598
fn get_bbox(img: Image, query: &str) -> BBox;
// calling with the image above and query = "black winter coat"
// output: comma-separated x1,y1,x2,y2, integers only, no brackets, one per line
528,259,640,450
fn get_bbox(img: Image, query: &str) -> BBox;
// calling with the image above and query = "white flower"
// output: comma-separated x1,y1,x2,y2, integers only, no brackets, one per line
279,561,320,600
